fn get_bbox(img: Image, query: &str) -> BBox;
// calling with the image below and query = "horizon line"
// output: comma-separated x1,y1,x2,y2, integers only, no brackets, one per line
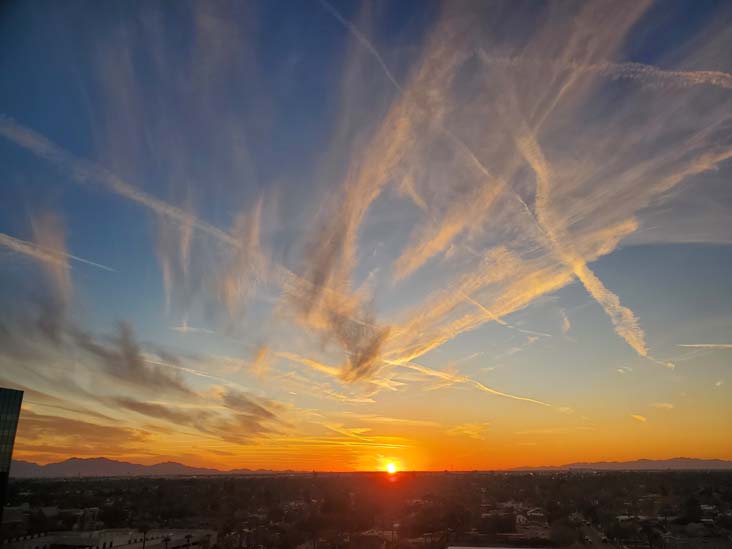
12,455,732,476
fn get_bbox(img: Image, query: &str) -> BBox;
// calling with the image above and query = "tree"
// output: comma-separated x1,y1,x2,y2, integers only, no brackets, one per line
682,496,702,523
550,518,578,547
139,525,150,549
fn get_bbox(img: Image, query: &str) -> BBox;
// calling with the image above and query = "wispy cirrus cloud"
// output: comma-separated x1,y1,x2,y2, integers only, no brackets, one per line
250,346,270,378
114,397,202,427
338,412,438,428
560,309,572,336
73,322,193,396
0,115,272,329
447,422,492,440
6,0,728,395
320,0,730,374
15,409,154,462
515,425,595,436
29,212,70,307
275,371,377,404
215,198,268,321
170,317,214,335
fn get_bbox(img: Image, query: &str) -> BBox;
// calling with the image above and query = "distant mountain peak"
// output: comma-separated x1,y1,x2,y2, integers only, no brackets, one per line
10,457,283,478
513,457,732,471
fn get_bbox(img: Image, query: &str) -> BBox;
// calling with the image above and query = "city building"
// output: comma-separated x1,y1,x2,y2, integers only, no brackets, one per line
0,388,23,525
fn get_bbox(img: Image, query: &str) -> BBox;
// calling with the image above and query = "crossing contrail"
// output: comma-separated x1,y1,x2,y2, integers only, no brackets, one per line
0,232,115,272
0,115,240,249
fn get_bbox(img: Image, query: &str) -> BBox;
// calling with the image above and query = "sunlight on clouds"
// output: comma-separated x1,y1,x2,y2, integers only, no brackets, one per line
1,0,732,469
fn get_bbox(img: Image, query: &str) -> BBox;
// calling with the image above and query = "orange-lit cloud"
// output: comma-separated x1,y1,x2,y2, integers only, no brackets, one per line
2,0,732,472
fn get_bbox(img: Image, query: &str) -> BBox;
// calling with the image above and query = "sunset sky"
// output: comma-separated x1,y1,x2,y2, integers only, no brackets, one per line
1,0,731,472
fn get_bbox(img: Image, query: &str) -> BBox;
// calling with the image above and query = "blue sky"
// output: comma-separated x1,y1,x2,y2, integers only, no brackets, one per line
0,0,731,470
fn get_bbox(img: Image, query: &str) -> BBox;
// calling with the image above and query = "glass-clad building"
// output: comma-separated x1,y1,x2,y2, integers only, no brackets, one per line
0,387,23,525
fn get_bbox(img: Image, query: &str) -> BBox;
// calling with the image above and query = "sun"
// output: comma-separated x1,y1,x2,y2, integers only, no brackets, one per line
386,462,397,474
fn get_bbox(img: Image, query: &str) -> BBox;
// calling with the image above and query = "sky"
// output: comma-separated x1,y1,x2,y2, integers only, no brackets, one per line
0,0,731,472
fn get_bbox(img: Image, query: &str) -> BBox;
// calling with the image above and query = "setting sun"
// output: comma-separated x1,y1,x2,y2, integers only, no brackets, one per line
386,463,397,474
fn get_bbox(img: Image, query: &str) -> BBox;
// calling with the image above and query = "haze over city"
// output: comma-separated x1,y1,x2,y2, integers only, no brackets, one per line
1,0,731,474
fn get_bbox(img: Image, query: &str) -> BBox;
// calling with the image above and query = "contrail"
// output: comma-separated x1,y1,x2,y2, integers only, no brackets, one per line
0,115,240,248
388,359,551,407
0,116,312,287
678,343,732,349
320,3,690,367
142,354,252,393
318,0,403,92
0,115,369,349
317,1,645,360
478,53,732,91
0,232,115,272
458,290,552,338
317,2,542,224
514,129,679,368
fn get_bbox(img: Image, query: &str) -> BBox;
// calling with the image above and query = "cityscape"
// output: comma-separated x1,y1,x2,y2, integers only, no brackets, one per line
1,0,732,547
